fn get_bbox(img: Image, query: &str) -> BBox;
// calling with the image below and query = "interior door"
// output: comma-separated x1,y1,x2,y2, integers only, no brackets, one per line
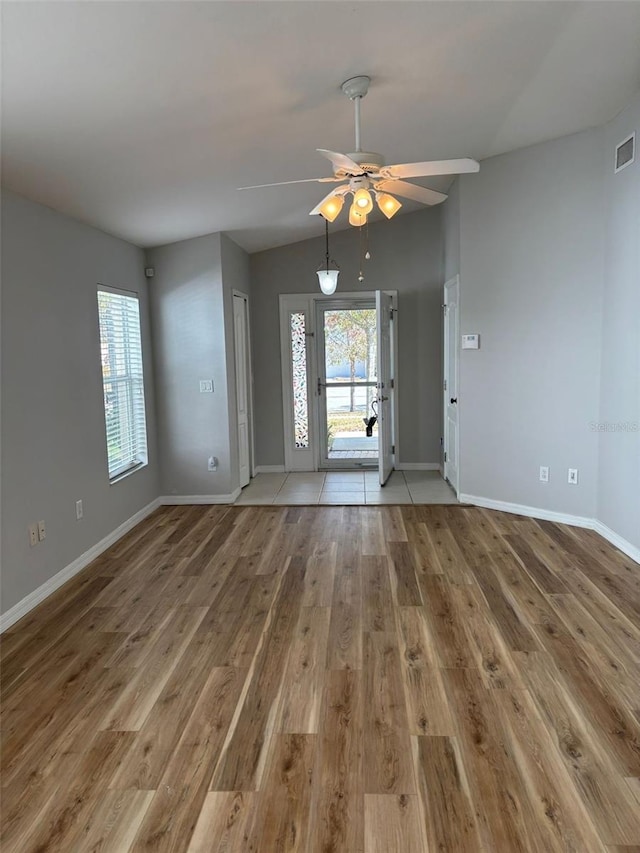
233,293,251,488
443,277,459,494
376,290,394,485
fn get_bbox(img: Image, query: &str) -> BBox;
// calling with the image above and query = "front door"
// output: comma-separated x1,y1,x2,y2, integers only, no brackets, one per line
316,300,378,469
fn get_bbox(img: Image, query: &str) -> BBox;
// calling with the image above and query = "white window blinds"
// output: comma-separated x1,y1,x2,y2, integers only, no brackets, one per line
97,288,148,480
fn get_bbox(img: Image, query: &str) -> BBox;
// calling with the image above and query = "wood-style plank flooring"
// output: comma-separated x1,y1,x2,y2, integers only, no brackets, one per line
2,504,640,852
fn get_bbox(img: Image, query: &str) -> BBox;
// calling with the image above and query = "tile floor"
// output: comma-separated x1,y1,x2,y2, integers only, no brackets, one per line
233,470,458,505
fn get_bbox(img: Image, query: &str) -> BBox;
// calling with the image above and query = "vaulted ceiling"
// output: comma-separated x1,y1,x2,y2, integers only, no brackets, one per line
3,1,640,252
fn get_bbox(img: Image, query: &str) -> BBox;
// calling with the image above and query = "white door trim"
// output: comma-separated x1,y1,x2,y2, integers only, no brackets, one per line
443,275,460,496
233,289,254,481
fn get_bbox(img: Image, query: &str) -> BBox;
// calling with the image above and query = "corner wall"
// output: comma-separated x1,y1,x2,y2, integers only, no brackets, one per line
1,190,160,616
598,93,640,551
147,232,250,498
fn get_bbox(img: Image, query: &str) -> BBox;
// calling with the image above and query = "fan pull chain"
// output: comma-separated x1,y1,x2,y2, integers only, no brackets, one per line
358,220,371,283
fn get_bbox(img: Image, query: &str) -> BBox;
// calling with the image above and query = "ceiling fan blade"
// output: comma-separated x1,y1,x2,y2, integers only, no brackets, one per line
317,149,364,175
238,176,342,190
309,185,350,216
381,158,480,180
375,179,447,206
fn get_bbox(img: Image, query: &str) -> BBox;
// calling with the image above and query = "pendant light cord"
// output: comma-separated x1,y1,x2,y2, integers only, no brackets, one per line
325,217,330,271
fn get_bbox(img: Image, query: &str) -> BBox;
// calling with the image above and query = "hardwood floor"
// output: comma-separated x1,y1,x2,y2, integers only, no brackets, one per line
2,504,640,852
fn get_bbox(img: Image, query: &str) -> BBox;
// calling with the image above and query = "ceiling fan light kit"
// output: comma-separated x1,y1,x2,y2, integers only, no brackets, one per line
376,192,402,219
317,194,344,222
238,74,480,231
348,205,367,228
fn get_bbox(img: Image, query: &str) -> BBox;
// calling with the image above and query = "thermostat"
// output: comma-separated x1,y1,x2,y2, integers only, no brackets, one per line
462,334,480,350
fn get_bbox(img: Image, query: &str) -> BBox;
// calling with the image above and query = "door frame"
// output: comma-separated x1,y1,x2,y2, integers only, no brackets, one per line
233,289,255,480
443,275,460,495
279,291,399,472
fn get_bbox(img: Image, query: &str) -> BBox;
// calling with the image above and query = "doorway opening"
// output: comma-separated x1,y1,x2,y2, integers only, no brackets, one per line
317,301,378,466
280,291,397,483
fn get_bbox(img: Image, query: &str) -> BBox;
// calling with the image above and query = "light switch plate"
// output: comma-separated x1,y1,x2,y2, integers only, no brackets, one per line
462,334,480,350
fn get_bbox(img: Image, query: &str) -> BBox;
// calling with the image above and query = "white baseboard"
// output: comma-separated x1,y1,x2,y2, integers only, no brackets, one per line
592,520,640,564
458,494,593,528
253,465,285,474
396,462,441,471
460,493,639,565
159,489,241,506
0,498,162,633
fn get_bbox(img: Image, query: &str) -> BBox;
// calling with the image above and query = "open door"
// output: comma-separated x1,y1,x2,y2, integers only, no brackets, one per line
376,290,394,485
443,277,459,494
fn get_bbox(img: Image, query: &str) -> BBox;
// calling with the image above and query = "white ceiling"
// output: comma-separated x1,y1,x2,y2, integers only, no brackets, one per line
2,1,640,253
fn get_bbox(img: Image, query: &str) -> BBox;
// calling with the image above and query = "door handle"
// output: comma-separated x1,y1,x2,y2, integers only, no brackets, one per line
450,397,458,404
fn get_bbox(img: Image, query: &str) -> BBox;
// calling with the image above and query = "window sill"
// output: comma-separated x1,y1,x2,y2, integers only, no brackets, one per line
109,461,148,485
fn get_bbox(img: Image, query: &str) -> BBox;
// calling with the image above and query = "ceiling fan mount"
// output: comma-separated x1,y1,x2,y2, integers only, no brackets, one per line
238,75,480,225
340,75,371,100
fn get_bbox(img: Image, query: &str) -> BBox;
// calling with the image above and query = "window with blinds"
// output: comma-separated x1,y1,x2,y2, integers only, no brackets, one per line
97,288,148,480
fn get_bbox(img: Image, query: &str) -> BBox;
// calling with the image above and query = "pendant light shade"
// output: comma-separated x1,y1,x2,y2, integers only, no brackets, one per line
317,268,339,295
316,216,340,294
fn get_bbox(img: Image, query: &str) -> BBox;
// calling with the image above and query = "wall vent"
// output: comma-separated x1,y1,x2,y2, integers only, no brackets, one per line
614,132,635,173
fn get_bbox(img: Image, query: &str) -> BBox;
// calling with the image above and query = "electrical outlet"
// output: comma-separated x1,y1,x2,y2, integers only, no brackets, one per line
28,523,38,547
539,466,549,483
568,468,579,485
76,499,83,520
199,379,214,393
208,456,218,472
37,520,46,541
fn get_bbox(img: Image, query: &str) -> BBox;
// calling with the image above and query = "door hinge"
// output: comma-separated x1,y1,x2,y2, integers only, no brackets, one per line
443,379,447,391
391,444,395,454
444,451,448,462
390,378,395,390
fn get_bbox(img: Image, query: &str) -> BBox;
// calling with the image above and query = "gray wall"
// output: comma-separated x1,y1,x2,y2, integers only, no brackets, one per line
458,128,605,517
147,233,229,496
443,178,460,282
598,93,640,549
250,207,445,468
147,232,250,497
1,190,159,615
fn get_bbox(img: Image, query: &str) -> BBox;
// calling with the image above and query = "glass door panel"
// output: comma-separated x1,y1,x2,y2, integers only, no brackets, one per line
318,303,378,467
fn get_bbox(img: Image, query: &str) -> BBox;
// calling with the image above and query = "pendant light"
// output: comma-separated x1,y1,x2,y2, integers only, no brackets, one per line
316,216,340,295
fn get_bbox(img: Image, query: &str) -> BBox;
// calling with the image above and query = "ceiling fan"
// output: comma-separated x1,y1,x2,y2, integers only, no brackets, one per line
239,76,480,226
